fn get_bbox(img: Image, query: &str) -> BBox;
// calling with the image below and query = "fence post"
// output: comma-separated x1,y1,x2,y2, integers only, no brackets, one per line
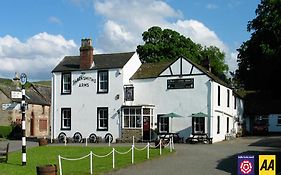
108,135,111,147
172,136,174,150
147,142,150,159
160,139,162,155
90,151,93,174
58,155,62,175
169,138,172,152
133,136,135,146
112,148,115,169
64,135,67,146
131,144,134,164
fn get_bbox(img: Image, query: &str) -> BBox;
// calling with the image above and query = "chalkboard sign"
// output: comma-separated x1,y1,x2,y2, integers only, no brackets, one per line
167,78,194,89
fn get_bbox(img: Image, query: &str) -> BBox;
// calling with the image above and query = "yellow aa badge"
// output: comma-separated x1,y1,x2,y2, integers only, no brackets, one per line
259,155,276,175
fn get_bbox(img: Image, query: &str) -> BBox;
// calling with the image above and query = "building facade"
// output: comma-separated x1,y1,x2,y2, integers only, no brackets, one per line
51,39,244,143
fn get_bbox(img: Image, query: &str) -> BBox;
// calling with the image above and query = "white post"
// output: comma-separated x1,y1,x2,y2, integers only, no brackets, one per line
112,148,115,169
172,136,174,150
147,142,150,159
160,139,162,155
169,138,172,152
58,155,62,175
131,144,134,164
90,151,93,174
108,135,111,147
133,136,135,146
64,135,67,146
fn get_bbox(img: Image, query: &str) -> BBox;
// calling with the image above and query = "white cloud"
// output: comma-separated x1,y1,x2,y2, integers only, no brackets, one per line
0,33,77,80
48,16,62,25
206,4,218,9
94,0,226,52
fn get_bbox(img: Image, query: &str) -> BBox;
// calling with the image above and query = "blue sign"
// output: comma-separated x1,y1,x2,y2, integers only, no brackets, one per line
238,155,255,175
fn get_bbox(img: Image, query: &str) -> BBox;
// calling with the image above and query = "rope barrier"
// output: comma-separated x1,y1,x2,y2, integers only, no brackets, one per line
134,144,148,151
114,147,132,155
60,152,91,161
92,150,113,158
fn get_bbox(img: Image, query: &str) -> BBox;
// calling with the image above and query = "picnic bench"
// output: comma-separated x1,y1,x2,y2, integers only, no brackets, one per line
0,143,9,163
186,133,212,144
158,132,184,143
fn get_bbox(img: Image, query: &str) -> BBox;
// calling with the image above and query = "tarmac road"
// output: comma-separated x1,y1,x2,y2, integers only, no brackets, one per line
1,136,281,175
105,136,281,175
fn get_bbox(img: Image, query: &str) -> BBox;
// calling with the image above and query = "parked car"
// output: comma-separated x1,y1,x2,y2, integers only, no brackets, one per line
253,120,268,135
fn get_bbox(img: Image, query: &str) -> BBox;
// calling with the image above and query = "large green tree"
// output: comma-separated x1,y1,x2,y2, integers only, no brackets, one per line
137,26,228,81
236,0,281,97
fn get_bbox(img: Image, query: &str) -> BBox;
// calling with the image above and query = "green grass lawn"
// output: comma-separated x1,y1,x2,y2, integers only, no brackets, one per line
0,145,172,175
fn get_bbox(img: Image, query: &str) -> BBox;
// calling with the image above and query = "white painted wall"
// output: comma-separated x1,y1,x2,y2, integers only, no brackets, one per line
268,114,281,132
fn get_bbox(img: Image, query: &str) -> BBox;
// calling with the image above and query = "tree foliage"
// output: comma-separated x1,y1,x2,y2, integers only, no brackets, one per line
137,26,228,81
236,0,281,97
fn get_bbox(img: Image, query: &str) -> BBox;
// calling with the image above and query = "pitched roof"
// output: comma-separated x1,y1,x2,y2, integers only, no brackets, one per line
0,78,51,106
131,56,231,88
52,52,135,72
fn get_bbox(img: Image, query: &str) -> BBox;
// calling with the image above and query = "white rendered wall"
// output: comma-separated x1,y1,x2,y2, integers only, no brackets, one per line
268,114,281,132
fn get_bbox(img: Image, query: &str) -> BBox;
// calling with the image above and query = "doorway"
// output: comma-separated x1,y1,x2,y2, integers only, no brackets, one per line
143,116,150,140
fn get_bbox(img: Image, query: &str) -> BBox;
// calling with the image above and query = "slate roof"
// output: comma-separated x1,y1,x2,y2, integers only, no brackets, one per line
0,78,51,106
131,56,231,88
52,52,135,72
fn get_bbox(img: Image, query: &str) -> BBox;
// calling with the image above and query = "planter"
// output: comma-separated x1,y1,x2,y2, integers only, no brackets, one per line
36,164,57,175
38,138,48,146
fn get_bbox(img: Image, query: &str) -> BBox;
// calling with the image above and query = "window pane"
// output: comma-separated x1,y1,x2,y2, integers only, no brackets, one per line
124,116,129,127
136,115,141,127
130,115,135,127
143,108,150,115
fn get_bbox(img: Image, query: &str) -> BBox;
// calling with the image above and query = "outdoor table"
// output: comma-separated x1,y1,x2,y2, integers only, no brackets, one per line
158,133,184,143
186,133,212,144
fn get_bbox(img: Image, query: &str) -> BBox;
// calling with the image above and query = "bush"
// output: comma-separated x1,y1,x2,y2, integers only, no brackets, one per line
0,125,13,138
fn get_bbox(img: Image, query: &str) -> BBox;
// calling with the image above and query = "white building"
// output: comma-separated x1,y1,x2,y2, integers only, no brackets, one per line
51,39,244,143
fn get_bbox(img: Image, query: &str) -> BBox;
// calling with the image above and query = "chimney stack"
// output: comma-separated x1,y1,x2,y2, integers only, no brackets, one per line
80,38,94,69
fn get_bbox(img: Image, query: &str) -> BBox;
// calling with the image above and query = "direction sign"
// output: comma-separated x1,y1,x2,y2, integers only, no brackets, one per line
11,91,22,99
20,73,27,85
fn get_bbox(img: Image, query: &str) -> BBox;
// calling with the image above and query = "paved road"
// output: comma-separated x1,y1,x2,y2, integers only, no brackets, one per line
104,136,281,175
1,136,281,175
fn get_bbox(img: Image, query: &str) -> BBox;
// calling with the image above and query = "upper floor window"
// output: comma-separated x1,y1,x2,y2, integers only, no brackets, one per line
61,73,71,94
124,86,134,101
234,96,237,109
97,107,108,131
218,85,220,106
98,70,108,93
227,89,230,107
61,108,71,130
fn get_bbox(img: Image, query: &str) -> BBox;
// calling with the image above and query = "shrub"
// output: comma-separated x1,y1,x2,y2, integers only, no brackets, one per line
0,125,13,138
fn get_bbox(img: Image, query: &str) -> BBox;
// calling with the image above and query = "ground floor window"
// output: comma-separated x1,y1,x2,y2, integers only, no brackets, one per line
227,117,229,133
123,107,141,128
39,119,47,132
192,117,205,134
278,116,281,125
158,115,169,133
217,116,220,134
61,108,71,130
97,107,108,131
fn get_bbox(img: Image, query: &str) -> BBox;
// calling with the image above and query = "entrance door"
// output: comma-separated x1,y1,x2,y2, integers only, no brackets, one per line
143,116,150,140
192,117,205,134
30,112,35,136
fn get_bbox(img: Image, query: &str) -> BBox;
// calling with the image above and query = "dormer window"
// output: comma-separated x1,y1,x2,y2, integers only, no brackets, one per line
61,73,71,94
97,70,108,93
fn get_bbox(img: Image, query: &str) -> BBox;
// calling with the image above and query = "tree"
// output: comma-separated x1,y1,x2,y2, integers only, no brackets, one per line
236,0,281,97
137,26,229,81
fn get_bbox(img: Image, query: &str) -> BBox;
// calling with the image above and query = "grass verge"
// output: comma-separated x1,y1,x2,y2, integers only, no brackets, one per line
0,145,173,175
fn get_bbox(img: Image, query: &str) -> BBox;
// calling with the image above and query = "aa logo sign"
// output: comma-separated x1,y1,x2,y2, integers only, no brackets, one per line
259,155,276,175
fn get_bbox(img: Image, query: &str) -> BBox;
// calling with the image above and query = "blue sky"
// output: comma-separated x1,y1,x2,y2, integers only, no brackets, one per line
0,0,260,81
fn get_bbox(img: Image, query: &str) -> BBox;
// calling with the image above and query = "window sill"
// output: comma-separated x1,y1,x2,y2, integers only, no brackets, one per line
97,91,108,94
122,127,142,130
61,93,71,95
97,128,108,131
61,128,71,131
